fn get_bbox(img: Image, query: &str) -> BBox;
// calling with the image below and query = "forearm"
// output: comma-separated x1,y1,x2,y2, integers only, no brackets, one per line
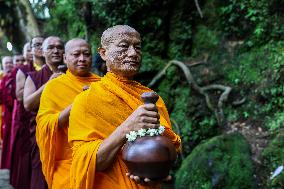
58,105,72,128
16,88,24,101
96,125,127,171
24,84,45,111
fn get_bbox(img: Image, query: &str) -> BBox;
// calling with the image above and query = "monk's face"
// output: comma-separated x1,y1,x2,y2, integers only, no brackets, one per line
13,55,25,66
31,37,44,59
101,31,142,79
64,41,92,77
43,37,64,66
23,43,33,63
2,56,13,73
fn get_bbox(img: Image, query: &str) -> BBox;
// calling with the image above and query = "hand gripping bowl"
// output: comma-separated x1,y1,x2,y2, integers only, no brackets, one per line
122,92,177,180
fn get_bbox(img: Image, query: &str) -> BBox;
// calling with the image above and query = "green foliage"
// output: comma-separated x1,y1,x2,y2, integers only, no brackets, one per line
191,26,219,57
219,0,284,46
175,133,256,189
262,131,284,188
44,0,86,40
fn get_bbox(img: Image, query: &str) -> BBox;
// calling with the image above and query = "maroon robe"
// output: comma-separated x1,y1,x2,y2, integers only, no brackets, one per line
0,70,16,169
28,64,51,189
10,62,35,189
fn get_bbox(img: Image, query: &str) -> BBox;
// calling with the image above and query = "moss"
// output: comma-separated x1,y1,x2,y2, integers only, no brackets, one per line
175,133,256,189
262,131,284,188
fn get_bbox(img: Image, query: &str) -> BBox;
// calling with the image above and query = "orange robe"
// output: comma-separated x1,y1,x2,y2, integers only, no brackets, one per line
36,70,100,189
68,72,181,189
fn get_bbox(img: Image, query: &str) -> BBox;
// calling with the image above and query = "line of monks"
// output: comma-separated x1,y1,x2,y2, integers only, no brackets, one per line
0,25,181,189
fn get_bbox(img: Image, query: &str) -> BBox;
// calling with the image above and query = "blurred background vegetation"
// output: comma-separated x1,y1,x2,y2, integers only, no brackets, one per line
1,0,284,188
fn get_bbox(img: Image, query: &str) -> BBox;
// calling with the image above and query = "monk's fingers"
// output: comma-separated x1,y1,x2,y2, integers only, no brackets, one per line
141,110,160,119
143,104,157,111
140,116,159,124
130,175,134,180
142,123,160,129
126,173,130,177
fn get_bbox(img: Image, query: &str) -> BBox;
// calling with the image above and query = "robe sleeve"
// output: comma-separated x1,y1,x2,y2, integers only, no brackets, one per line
68,92,102,189
36,83,60,188
157,97,182,152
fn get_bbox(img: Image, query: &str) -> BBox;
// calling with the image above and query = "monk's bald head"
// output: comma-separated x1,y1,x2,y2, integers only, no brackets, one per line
101,25,140,48
65,38,90,54
64,38,92,77
42,36,63,52
23,42,33,63
2,56,13,73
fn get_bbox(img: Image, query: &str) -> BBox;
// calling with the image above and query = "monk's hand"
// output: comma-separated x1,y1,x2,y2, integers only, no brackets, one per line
122,104,160,133
126,173,172,185
49,72,63,80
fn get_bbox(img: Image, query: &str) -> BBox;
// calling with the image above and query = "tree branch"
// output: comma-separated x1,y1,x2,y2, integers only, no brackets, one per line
194,0,203,18
148,59,232,127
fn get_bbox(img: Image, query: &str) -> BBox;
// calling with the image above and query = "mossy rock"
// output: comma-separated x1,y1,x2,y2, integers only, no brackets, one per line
175,133,256,189
262,130,284,188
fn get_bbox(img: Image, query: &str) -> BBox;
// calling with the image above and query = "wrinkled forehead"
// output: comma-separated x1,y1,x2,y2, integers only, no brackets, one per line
102,31,141,47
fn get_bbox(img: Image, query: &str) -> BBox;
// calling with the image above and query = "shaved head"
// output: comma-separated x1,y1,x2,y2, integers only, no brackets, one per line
65,38,90,53
101,25,140,48
42,36,63,52
2,56,13,73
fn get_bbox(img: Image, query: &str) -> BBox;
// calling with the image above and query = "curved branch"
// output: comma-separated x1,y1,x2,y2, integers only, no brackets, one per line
194,0,203,18
148,59,232,127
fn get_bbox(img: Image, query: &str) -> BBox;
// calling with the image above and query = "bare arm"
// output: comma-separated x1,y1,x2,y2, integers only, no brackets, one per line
58,104,72,128
23,73,63,111
15,69,26,101
96,104,160,171
23,76,46,111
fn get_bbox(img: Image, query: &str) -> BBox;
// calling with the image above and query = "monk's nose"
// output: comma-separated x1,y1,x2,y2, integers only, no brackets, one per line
127,46,137,57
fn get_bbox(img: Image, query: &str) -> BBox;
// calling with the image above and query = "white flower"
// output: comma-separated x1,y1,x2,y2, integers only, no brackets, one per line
125,125,166,142
158,125,165,134
137,128,146,137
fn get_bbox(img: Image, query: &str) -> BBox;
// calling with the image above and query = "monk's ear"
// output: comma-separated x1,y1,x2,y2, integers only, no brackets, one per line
63,53,67,65
98,47,107,61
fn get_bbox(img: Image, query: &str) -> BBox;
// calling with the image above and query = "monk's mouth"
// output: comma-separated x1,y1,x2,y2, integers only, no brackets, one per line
124,61,139,65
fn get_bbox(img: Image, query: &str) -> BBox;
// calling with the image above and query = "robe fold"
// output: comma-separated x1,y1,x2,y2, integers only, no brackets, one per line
10,62,35,189
36,70,100,189
68,72,181,189
0,71,16,169
28,64,52,189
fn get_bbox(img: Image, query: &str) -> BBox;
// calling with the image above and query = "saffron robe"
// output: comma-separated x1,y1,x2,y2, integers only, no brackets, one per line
0,71,16,169
10,62,35,189
36,70,100,189
68,72,181,189
28,64,52,189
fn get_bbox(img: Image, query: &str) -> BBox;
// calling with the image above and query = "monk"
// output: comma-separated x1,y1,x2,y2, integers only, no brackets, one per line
24,36,63,189
10,42,36,189
0,56,14,169
68,25,181,189
10,54,26,149
36,38,100,189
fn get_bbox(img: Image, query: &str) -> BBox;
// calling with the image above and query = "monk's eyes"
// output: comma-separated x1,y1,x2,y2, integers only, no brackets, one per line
118,43,128,49
135,45,141,51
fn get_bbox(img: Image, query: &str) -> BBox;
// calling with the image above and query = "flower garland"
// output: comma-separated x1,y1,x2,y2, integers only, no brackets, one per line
126,125,165,142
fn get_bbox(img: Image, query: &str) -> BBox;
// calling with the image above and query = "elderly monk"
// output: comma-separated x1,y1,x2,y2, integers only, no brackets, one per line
36,38,100,189
68,25,181,189
10,42,36,189
0,56,14,169
24,36,64,189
